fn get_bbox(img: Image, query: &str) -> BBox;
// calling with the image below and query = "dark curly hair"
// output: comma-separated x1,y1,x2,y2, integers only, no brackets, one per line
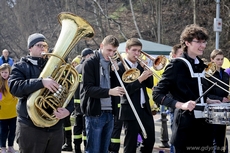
180,24,209,52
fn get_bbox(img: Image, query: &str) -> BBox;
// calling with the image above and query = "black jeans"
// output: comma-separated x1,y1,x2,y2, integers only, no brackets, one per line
0,117,16,147
16,122,64,153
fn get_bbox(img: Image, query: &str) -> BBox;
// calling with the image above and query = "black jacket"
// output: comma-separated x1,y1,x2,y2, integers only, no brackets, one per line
153,53,207,109
74,59,84,115
80,50,119,116
117,60,153,120
8,56,74,130
153,53,211,148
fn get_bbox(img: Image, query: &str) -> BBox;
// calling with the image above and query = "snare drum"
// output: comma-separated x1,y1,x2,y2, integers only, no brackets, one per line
206,103,230,126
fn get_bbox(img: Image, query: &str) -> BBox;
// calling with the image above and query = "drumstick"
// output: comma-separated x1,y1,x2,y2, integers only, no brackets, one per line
195,83,217,103
182,83,216,114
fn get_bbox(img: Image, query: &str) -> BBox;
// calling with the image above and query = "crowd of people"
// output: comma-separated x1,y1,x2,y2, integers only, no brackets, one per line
0,23,230,153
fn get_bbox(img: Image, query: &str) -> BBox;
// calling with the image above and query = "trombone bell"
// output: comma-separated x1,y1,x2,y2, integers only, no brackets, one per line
122,69,140,83
153,55,167,70
113,51,140,83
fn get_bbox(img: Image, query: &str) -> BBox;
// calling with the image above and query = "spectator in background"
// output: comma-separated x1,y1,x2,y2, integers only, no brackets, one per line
72,55,82,68
0,49,14,66
0,63,18,153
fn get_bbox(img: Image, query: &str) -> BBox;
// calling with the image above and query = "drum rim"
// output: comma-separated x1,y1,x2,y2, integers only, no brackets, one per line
207,103,230,107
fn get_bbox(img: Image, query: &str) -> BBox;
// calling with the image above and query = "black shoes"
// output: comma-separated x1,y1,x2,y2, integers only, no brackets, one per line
62,143,73,151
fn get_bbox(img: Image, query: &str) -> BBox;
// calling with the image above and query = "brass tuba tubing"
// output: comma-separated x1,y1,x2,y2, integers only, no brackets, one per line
109,56,147,139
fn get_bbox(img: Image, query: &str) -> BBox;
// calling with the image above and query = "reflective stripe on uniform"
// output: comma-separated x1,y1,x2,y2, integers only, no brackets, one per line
117,103,120,108
111,138,120,143
79,74,82,82
64,126,72,131
74,99,80,104
82,135,87,140
74,134,82,139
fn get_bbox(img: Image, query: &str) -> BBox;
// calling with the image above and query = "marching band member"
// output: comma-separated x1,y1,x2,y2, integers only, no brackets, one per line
153,24,219,153
203,49,229,153
117,38,155,153
8,33,74,153
80,35,124,153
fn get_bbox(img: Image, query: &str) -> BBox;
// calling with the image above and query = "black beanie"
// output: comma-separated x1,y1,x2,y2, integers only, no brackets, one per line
27,33,46,49
81,48,94,57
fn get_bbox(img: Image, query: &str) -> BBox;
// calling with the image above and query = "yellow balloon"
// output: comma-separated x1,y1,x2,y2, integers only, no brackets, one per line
222,57,230,69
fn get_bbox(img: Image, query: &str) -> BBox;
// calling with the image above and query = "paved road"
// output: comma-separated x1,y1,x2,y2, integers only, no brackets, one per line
10,113,230,153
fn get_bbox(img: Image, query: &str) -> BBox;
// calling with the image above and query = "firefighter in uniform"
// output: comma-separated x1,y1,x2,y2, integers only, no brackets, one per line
109,103,123,153
62,56,81,151
73,48,94,153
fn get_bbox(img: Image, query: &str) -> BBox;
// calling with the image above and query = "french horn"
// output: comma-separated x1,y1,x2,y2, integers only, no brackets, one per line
27,12,94,127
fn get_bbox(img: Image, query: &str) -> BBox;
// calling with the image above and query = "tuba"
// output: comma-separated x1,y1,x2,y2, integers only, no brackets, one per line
27,12,94,127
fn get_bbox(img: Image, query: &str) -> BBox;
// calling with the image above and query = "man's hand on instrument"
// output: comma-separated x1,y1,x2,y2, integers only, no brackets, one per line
111,60,119,71
222,97,229,103
176,101,196,111
54,108,70,119
138,69,153,83
42,78,60,93
109,86,125,96
206,98,221,104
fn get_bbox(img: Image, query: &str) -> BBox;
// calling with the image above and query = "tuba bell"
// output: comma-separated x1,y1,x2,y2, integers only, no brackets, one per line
27,12,94,127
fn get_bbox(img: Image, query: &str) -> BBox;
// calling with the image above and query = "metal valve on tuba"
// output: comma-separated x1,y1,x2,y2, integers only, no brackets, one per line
27,12,94,127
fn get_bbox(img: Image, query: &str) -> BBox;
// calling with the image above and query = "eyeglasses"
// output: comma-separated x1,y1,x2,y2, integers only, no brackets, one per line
192,40,207,45
34,43,48,49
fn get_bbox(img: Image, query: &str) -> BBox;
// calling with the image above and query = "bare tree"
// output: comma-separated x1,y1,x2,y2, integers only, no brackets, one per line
129,0,142,39
93,0,128,40
193,0,196,24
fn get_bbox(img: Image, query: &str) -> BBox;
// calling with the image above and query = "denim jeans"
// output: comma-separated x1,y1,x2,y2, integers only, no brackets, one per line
160,105,166,113
0,117,17,147
85,111,113,153
169,111,174,153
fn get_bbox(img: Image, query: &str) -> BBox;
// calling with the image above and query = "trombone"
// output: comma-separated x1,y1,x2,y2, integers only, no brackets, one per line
112,51,140,83
109,54,147,139
135,51,167,80
203,62,230,95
